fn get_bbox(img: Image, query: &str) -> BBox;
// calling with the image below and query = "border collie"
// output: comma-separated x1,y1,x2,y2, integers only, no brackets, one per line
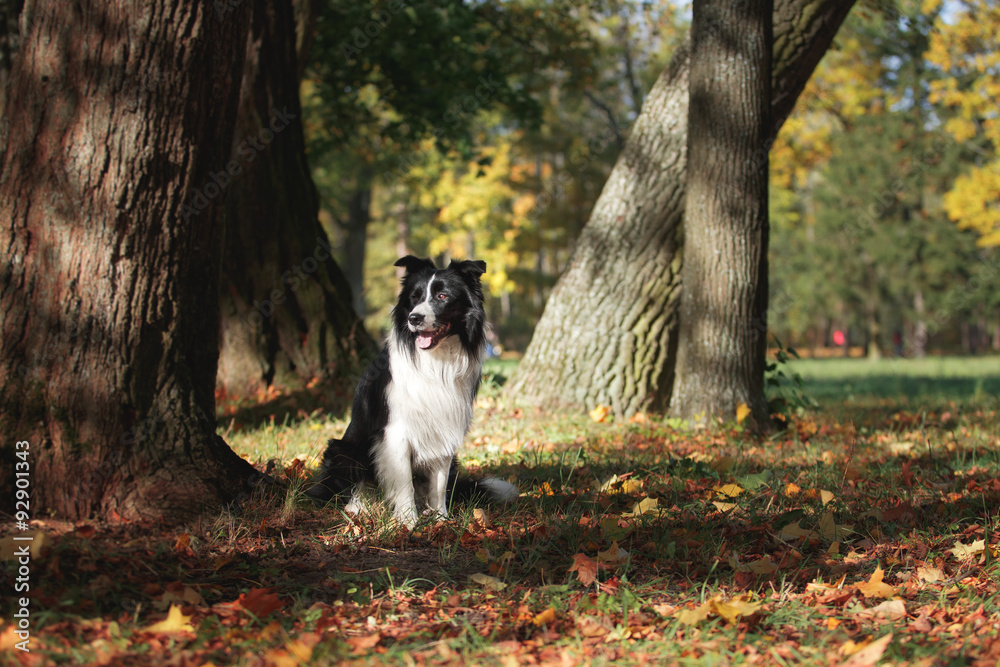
306,256,518,527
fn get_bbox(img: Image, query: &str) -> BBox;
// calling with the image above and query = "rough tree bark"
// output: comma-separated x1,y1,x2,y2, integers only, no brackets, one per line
0,0,22,111
0,0,259,521
668,0,772,425
505,0,855,417
216,0,373,397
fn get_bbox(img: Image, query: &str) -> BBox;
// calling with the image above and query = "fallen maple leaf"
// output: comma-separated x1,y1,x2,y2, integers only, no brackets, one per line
779,520,817,542
568,553,598,586
346,634,380,652
532,607,557,627
596,541,628,565
709,455,737,474
736,403,751,424
710,594,762,624
676,600,712,626
714,483,745,498
629,412,649,424
235,587,284,618
575,614,612,637
599,516,630,541
144,605,194,634
713,501,739,513
675,594,761,626
915,565,944,583
837,632,893,667
818,511,852,542
748,556,778,575
854,599,906,621
470,573,507,591
589,405,612,423
856,566,896,599
265,635,318,667
806,574,847,593
0,531,46,559
0,625,20,651
624,496,659,517
949,539,985,560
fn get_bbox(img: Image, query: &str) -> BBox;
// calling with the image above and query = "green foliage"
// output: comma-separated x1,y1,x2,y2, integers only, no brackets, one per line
308,1,582,151
304,1,684,343
765,336,816,419
768,1,1000,354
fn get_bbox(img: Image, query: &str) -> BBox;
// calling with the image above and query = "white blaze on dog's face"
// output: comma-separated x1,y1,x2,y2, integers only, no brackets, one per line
406,275,452,350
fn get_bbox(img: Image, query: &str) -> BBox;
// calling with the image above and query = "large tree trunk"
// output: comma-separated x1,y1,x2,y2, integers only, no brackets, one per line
505,0,855,416
0,0,259,522
669,0,772,425
216,0,373,397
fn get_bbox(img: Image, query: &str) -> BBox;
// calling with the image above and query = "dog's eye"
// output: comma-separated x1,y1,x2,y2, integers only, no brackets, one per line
436,292,448,301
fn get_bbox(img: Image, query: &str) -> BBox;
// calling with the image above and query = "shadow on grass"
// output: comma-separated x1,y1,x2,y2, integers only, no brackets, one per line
217,380,356,431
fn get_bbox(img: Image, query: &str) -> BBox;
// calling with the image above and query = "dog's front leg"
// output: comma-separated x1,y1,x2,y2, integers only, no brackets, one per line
424,459,451,519
375,435,418,528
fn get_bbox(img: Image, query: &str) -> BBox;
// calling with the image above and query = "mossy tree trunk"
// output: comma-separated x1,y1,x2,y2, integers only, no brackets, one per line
505,0,855,417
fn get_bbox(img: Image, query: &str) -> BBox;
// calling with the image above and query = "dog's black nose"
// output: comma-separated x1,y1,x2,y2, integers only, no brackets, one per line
408,312,424,326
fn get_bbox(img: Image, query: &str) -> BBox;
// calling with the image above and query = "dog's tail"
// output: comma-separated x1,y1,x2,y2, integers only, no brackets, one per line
449,466,519,505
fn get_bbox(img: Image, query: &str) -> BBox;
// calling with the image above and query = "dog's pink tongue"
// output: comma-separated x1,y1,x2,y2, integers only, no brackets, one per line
416,333,434,349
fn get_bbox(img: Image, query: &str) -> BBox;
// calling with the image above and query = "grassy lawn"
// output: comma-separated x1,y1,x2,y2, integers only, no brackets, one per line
5,356,1000,665
789,355,1000,406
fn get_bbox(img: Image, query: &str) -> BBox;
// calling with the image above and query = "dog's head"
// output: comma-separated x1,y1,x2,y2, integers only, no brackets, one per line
392,255,486,352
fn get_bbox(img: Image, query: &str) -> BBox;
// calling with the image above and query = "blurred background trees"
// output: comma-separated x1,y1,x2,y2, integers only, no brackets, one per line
768,0,1000,360
304,0,1000,369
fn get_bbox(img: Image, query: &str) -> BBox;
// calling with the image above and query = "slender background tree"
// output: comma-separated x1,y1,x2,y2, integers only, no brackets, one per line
669,0,773,425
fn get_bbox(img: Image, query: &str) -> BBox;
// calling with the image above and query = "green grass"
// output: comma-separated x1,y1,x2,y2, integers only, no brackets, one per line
788,354,1000,406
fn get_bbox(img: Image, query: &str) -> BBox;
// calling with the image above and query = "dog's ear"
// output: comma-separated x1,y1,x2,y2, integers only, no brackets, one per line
448,259,486,278
394,255,436,274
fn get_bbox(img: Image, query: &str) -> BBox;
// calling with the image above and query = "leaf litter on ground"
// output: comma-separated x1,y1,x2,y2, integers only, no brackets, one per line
3,370,1000,665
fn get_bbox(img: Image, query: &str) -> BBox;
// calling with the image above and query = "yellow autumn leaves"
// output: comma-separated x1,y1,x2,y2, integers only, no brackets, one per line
924,0,1000,246
589,403,752,425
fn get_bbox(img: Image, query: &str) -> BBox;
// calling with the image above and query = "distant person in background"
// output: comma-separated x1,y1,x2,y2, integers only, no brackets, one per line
893,330,903,357
486,328,503,359
832,329,846,356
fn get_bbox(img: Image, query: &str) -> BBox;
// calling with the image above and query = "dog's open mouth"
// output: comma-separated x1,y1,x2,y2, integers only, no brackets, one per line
415,323,451,350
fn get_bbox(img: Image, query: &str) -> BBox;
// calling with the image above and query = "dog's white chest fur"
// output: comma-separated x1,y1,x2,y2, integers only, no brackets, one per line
368,330,482,526
383,332,480,466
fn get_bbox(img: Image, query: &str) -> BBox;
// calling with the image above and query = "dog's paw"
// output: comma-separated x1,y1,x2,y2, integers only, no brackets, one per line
393,507,420,529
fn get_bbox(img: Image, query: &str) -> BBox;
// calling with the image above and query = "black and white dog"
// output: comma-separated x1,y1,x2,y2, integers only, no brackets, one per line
306,256,517,527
